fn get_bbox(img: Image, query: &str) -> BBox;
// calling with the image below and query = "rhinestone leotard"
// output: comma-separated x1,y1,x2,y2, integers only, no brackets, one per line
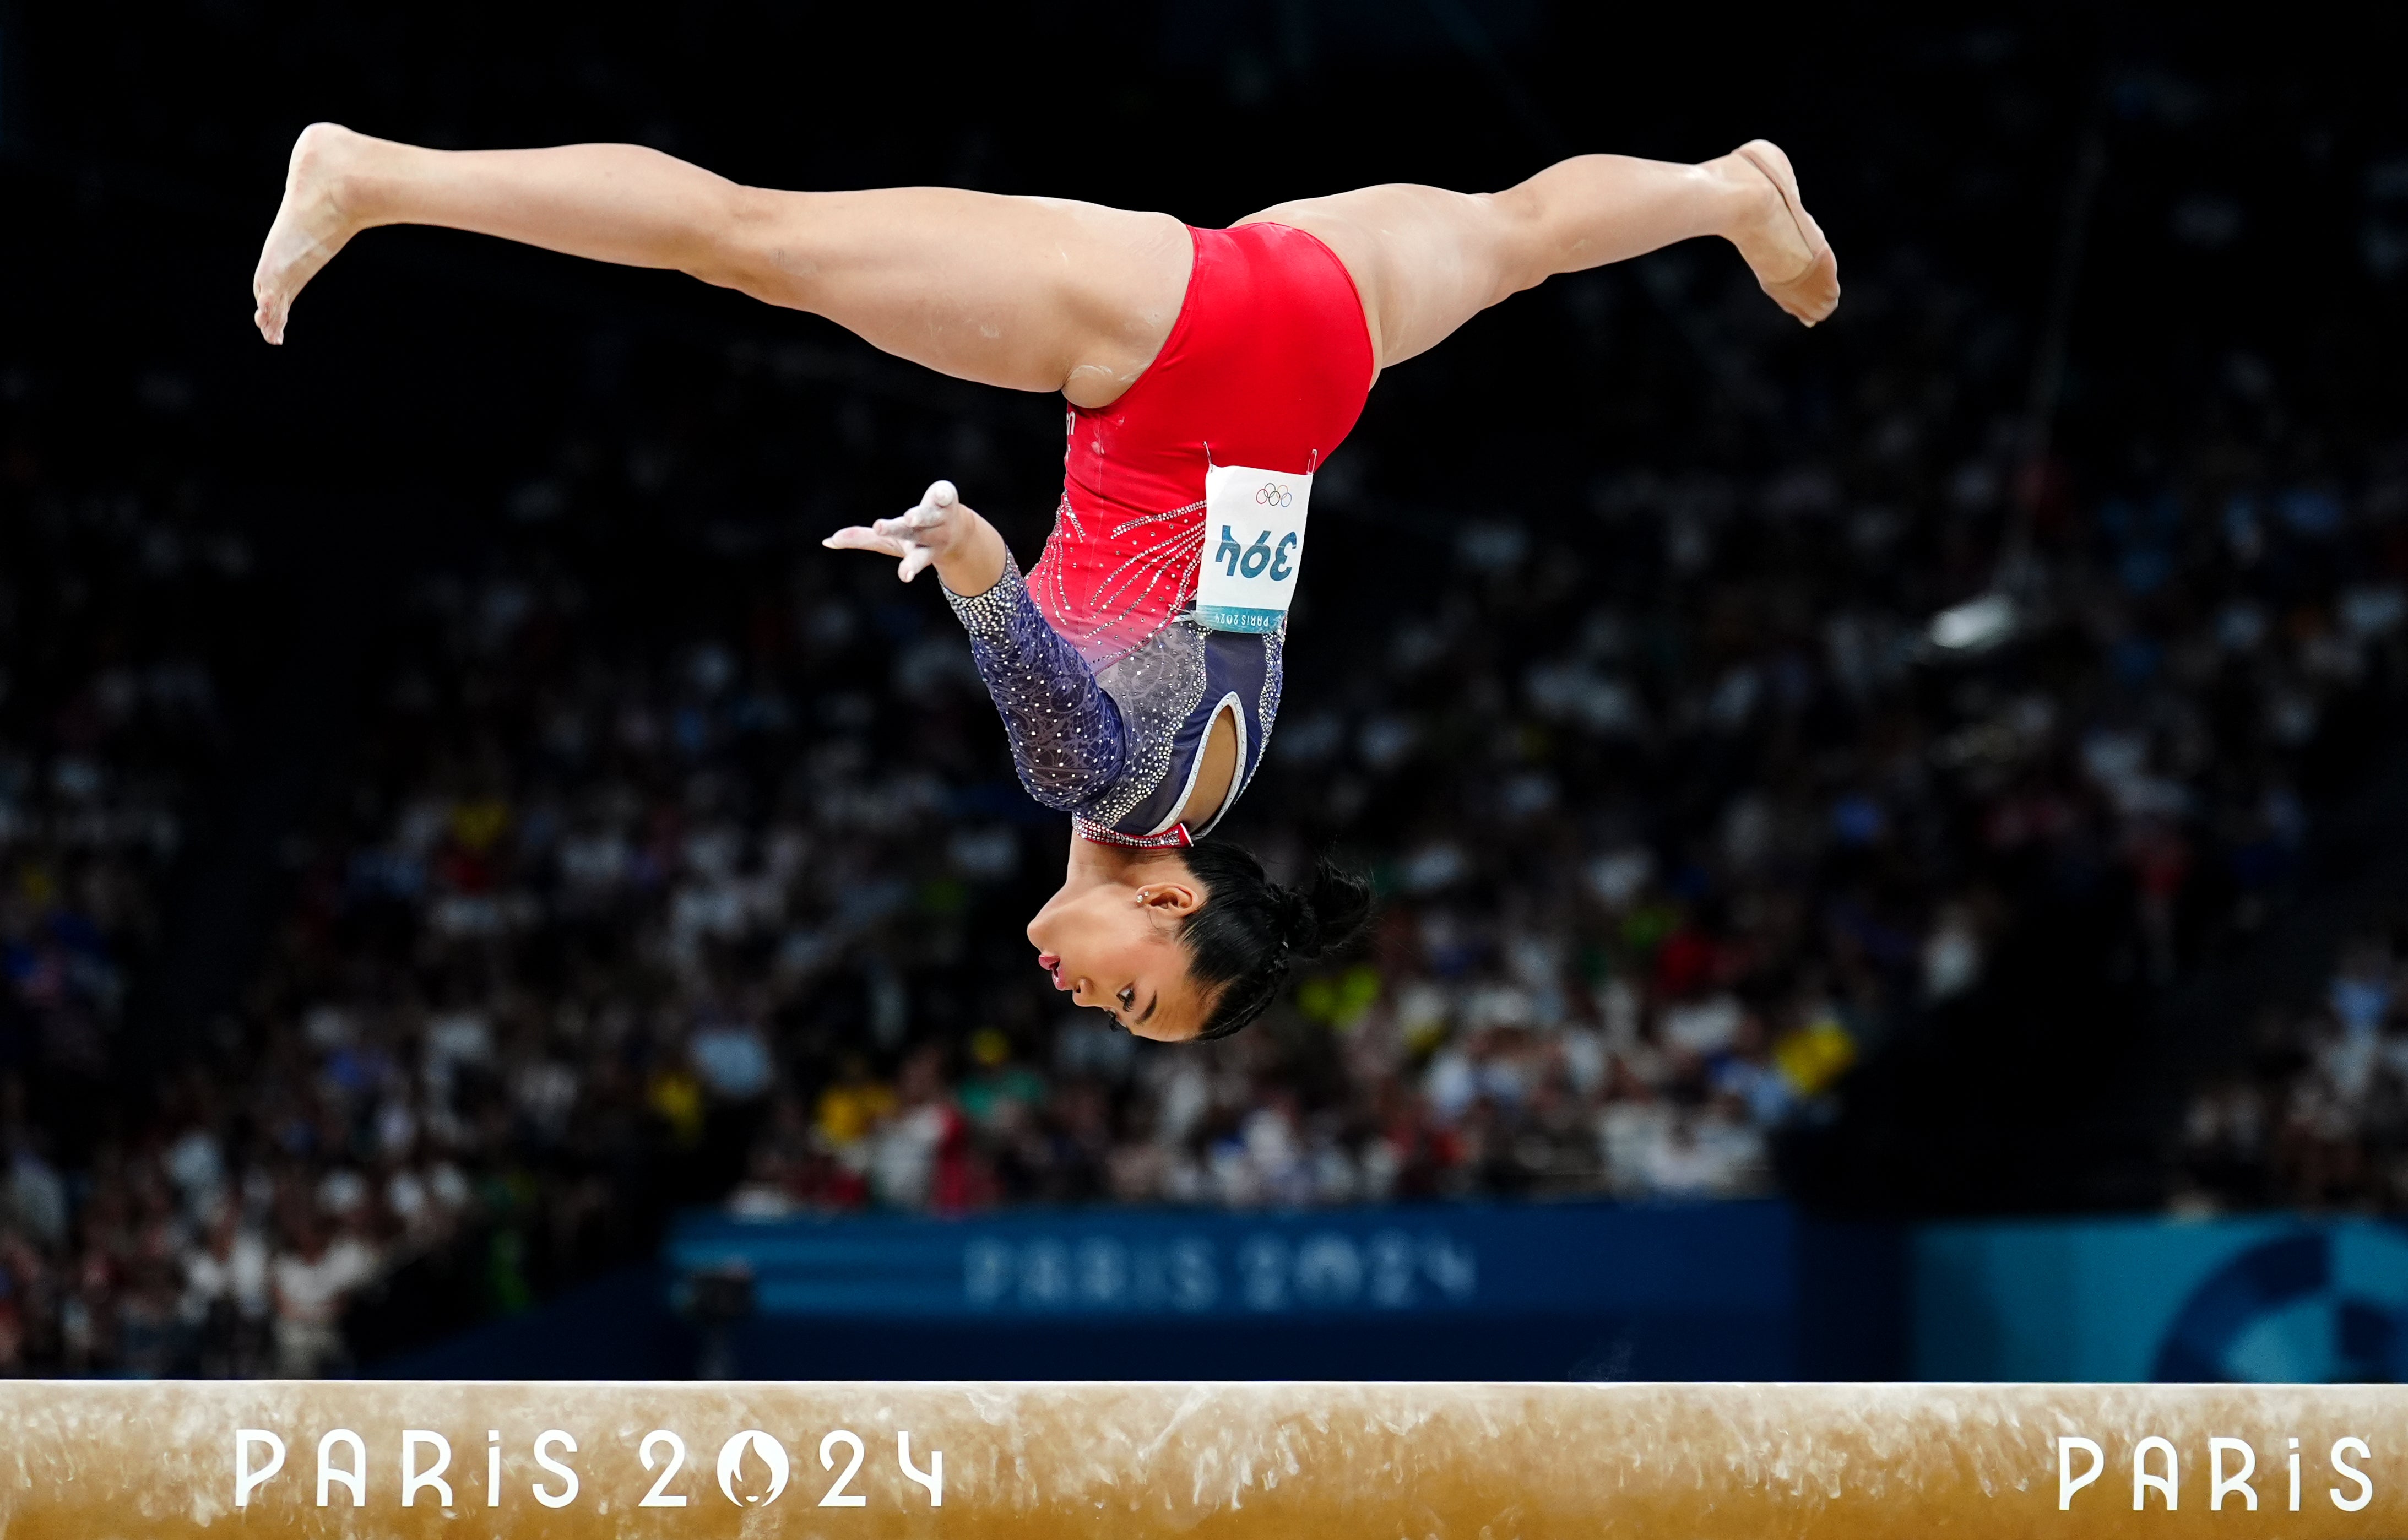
945,221,1374,844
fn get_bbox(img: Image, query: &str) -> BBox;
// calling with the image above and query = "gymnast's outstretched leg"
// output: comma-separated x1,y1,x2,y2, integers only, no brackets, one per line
1243,140,1838,373
252,124,1194,408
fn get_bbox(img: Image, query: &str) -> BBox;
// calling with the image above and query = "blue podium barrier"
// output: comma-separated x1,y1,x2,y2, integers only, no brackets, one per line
378,1204,2408,1384
666,1200,1905,1381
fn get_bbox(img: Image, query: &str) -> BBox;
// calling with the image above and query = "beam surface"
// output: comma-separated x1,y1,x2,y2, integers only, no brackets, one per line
2,1381,2402,1537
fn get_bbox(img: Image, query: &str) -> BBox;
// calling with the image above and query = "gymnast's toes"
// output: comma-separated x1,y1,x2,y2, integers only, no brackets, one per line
1764,246,1841,327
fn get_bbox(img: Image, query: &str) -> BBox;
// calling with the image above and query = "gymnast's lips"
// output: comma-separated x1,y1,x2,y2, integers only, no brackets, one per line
1039,952,1066,990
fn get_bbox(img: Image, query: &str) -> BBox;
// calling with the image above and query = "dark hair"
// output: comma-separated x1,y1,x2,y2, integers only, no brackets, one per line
1175,843,1374,1042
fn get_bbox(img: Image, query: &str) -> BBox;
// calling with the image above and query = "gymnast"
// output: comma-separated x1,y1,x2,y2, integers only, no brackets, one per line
252,125,1837,1043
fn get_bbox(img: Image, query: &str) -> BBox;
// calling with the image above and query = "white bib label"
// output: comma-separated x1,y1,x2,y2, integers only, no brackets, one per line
1196,463,1311,633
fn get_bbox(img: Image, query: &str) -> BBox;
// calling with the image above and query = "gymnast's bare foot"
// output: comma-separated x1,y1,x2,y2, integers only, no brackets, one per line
253,122,370,344
1719,139,1840,327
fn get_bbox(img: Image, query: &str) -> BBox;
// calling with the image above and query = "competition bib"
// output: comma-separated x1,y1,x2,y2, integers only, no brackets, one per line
1195,462,1311,633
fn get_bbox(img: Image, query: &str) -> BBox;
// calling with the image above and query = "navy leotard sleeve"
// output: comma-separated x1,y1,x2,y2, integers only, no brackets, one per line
942,553,1129,812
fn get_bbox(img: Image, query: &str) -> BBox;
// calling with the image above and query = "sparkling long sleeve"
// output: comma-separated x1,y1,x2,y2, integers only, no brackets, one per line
943,554,1129,812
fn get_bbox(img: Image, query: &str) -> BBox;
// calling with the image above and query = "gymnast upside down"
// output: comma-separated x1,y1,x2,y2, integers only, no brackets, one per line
253,124,1838,1044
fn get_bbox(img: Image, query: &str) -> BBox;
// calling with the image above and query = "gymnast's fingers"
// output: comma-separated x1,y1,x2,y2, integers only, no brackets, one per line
821,526,910,558
894,480,962,537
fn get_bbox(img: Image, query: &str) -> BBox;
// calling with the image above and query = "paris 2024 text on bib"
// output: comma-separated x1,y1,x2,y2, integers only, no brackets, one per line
1196,463,1311,633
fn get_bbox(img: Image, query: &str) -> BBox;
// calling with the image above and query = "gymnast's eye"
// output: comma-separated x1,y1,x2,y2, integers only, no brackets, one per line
1117,985,1136,1013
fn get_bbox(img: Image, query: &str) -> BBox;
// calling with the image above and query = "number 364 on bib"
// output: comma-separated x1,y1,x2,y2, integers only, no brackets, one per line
1196,463,1312,633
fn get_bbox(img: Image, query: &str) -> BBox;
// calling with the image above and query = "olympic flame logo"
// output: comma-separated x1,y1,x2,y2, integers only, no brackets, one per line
717,1430,789,1506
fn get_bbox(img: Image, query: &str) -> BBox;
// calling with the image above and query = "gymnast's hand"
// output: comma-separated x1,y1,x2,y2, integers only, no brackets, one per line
822,480,1009,595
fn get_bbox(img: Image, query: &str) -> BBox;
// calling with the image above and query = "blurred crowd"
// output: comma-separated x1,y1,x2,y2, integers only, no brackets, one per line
0,359,273,1372
4,31,2407,1371
2179,917,2408,1212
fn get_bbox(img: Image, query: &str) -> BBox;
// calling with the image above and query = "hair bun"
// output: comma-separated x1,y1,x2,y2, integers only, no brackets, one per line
1289,859,1375,962
1273,886,1320,956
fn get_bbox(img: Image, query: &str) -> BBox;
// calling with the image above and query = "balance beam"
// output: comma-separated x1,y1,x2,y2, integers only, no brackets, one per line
2,1381,2398,1536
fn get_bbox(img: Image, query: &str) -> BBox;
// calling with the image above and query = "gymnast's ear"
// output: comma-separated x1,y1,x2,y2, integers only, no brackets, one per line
1136,881,1205,918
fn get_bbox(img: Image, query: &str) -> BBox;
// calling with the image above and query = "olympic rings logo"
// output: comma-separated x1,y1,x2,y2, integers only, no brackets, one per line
1253,484,1294,508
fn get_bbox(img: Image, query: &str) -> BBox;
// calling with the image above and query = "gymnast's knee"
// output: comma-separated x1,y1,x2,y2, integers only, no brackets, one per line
686,183,802,295
1467,187,1557,299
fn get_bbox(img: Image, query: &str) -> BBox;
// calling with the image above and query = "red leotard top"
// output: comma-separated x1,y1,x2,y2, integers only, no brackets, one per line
1029,221,1377,667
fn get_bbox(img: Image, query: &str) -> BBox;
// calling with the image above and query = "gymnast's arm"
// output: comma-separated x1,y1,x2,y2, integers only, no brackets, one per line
824,483,1129,812
940,553,1132,810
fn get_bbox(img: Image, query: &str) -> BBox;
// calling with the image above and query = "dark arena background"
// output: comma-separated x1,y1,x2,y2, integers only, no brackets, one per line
3,0,2408,1420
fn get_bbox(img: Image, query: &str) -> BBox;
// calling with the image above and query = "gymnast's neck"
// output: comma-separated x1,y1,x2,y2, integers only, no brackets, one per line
1063,832,1188,888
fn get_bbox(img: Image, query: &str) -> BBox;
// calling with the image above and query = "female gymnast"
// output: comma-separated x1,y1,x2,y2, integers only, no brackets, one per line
253,125,1837,1044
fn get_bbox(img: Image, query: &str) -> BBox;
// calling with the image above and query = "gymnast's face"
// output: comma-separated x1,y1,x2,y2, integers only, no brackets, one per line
1028,863,1212,1043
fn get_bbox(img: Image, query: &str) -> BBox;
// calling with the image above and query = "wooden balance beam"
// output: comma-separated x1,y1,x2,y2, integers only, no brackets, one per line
2,1381,2399,1536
